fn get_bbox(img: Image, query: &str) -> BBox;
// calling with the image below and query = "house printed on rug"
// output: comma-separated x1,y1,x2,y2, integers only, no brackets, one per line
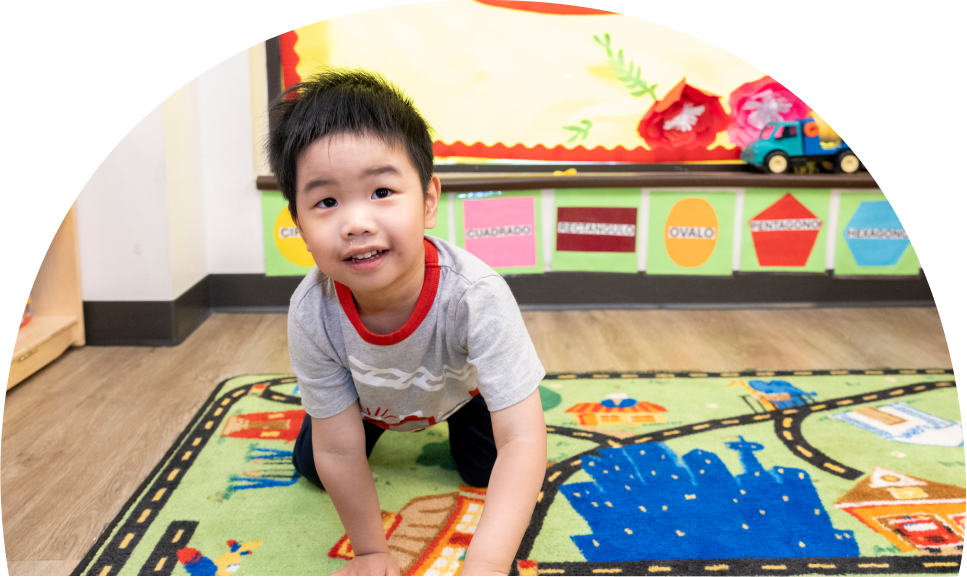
566,393,667,426
835,467,966,555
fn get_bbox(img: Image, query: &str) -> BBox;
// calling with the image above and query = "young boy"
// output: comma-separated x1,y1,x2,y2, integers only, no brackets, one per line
268,69,547,576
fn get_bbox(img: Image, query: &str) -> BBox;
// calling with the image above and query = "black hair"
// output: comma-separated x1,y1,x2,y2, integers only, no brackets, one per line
267,68,435,219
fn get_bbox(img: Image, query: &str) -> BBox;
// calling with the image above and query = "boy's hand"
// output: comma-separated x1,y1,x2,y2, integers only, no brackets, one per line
331,552,400,576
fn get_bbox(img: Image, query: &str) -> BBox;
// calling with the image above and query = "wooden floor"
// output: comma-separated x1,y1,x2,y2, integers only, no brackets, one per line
1,307,953,575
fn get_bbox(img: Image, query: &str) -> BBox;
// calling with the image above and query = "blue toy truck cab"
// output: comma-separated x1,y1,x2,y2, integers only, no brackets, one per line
741,118,861,174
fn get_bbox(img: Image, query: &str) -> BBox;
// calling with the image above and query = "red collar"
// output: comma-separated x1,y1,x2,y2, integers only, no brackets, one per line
334,239,440,346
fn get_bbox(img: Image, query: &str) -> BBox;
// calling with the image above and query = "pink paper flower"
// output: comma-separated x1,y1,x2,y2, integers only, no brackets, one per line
636,79,730,150
727,76,811,148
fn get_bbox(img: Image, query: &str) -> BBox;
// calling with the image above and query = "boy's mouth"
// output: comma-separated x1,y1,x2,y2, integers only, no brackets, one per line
346,250,387,262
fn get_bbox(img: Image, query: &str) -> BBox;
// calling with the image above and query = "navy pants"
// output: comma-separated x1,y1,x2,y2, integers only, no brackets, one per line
292,395,498,489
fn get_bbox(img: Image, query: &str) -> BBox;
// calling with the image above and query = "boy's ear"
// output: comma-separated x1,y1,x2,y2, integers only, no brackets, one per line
423,174,442,230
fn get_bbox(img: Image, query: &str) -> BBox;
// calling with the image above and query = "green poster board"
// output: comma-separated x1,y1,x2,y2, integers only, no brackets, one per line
740,189,830,273
552,188,641,273
262,191,315,277
454,190,544,275
834,192,920,276
646,191,735,276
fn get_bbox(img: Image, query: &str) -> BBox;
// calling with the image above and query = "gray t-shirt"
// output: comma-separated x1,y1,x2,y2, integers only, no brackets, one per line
288,236,545,432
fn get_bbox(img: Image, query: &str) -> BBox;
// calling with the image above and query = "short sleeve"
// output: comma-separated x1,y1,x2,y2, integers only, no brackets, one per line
288,311,359,419
458,276,546,412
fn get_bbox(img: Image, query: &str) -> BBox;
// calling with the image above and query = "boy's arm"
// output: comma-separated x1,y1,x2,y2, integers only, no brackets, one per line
462,389,547,576
312,403,399,576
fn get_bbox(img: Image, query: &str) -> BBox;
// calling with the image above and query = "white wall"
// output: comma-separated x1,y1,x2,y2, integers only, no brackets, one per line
76,106,174,301
199,49,265,275
76,46,268,302
163,80,209,296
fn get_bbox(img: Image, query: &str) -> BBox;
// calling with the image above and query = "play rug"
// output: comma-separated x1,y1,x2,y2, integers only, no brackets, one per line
74,369,965,576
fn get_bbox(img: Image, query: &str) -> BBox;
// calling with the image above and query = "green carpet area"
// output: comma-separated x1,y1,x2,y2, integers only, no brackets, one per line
74,370,964,576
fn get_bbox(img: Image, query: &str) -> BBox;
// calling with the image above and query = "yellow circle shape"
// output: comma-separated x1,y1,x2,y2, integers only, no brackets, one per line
664,198,718,268
274,208,316,267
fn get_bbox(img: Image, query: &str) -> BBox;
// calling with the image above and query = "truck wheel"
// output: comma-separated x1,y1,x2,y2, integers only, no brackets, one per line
836,150,860,173
765,151,789,174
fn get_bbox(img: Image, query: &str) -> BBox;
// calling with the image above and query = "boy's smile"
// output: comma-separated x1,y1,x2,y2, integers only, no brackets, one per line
293,133,440,320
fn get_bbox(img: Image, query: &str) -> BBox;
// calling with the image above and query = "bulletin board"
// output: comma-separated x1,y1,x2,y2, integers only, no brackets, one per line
275,1,828,165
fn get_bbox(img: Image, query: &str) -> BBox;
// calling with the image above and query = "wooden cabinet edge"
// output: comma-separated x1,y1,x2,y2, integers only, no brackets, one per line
7,317,79,390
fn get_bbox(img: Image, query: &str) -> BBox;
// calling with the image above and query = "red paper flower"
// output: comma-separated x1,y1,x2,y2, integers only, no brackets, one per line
636,79,730,150
726,76,811,148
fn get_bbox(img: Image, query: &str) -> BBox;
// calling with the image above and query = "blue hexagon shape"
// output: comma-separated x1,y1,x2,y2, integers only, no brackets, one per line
843,201,910,266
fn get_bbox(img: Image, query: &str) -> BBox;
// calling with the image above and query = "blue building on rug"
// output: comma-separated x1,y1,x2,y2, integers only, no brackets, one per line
563,437,859,561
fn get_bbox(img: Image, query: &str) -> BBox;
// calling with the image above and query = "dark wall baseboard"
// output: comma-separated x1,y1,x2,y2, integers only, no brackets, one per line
82,271,934,346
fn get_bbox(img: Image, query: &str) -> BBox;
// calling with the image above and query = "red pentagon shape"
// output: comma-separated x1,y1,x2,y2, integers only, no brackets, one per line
749,193,822,267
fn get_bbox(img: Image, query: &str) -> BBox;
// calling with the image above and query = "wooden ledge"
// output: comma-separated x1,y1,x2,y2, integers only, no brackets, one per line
256,171,878,193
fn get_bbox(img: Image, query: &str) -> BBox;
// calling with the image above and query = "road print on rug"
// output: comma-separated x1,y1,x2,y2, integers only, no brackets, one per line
74,370,963,576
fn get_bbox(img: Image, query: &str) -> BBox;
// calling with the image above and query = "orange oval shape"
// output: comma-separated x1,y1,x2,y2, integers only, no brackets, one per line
664,198,718,267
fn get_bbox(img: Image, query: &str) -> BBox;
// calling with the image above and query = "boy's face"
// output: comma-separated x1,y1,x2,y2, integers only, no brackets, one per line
292,133,440,298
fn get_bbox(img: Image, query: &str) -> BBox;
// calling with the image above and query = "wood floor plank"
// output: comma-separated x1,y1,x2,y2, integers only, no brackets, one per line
1,307,953,574
6,559,82,576
521,307,952,372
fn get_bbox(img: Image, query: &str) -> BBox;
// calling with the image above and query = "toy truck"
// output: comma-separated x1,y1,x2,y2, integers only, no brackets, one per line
741,118,861,174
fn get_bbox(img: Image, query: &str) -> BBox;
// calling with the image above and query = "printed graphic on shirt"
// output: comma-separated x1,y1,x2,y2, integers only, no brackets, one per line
349,355,477,431
361,407,438,431
348,356,474,392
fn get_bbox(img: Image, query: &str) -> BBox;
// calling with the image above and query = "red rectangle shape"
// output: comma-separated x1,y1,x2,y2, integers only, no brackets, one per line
556,207,638,253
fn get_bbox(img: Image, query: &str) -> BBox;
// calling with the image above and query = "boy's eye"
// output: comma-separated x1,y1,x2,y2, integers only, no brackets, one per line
318,198,337,208
372,188,393,200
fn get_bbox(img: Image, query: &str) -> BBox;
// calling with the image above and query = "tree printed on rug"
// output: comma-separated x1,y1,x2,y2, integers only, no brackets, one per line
74,370,963,576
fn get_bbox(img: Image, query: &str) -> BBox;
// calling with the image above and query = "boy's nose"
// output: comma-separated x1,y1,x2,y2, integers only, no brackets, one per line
341,208,378,239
